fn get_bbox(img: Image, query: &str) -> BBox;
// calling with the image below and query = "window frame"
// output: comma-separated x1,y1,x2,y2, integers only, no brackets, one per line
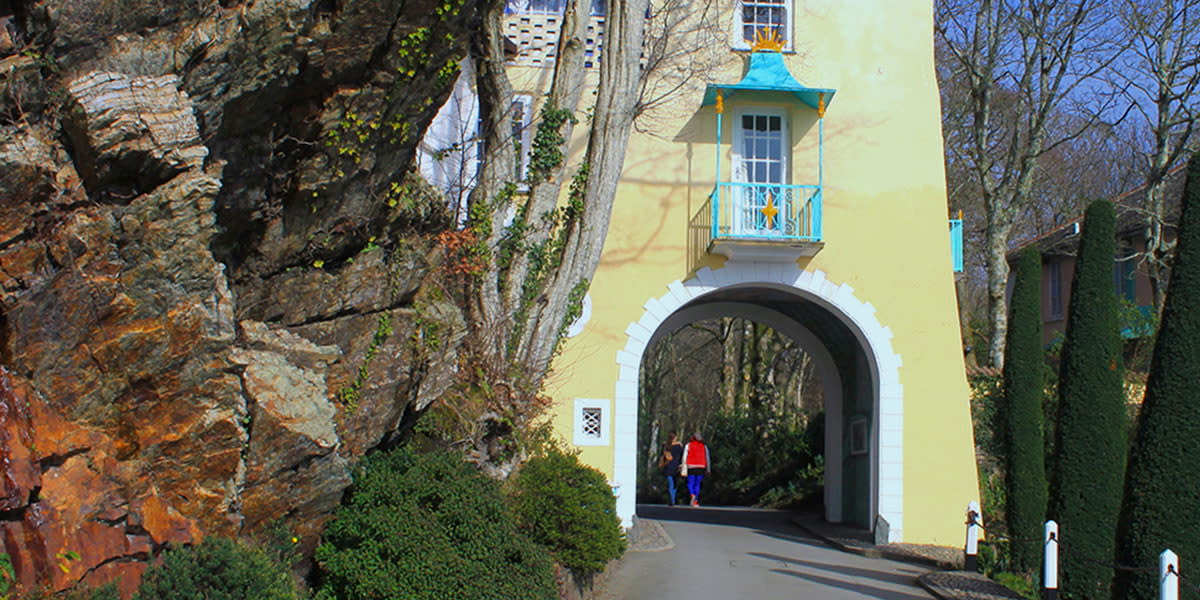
732,0,794,51
1114,253,1137,303
510,94,534,183
1047,259,1063,320
731,108,790,185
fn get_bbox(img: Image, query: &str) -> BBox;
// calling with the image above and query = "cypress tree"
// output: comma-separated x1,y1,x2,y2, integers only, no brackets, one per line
1003,247,1047,573
1113,154,1200,600
1046,199,1126,600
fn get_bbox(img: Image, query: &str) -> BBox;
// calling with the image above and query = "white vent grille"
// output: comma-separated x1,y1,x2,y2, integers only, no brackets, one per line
573,399,610,446
581,407,602,438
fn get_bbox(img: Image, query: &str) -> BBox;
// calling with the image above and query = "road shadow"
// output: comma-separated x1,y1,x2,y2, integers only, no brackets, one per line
768,568,934,600
749,551,924,586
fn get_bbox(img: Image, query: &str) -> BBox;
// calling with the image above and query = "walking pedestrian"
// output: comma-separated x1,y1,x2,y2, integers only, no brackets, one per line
681,432,710,507
659,433,684,505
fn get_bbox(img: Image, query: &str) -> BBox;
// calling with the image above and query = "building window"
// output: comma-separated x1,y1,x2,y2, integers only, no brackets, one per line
1114,255,1136,302
736,0,791,49
730,110,788,234
573,398,610,446
1047,260,1063,320
738,113,786,185
510,95,532,181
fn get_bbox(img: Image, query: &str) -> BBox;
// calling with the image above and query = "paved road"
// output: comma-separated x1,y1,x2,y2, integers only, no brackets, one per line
597,505,937,600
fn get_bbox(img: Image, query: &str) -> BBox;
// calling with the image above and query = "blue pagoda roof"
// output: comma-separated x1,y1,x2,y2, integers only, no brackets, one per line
701,51,836,112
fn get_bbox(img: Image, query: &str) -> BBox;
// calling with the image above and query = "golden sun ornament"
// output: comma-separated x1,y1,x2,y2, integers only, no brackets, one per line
750,27,785,52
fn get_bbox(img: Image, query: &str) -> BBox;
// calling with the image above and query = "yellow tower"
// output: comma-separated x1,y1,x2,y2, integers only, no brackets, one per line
500,0,978,545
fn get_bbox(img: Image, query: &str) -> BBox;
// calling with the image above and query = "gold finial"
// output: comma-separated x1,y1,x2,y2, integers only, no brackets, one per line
750,27,785,53
716,91,724,114
817,92,826,119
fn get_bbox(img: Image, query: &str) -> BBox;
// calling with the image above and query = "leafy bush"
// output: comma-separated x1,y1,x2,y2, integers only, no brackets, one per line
510,447,625,577
133,536,301,600
703,408,821,507
315,448,556,600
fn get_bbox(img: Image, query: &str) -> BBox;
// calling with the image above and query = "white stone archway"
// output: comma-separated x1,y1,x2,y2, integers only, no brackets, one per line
612,265,906,542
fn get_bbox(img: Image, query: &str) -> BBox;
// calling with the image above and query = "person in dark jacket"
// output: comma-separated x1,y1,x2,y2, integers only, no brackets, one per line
659,433,684,505
681,432,711,507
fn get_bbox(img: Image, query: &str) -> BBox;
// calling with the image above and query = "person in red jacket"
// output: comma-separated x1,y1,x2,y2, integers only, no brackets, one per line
680,432,711,507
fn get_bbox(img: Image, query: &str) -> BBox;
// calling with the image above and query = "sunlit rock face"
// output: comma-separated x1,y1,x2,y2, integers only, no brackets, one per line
0,0,473,594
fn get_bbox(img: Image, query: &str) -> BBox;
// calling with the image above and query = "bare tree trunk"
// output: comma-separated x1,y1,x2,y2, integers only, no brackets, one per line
938,0,1119,367
1116,0,1200,311
451,0,651,473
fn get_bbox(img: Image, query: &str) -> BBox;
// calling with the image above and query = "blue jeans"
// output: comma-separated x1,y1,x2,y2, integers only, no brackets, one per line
665,475,678,505
687,474,704,499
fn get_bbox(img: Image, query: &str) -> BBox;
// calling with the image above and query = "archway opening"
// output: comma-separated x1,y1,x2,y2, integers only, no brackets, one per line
630,284,880,531
636,316,826,510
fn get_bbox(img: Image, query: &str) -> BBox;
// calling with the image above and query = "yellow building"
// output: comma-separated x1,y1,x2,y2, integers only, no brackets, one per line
424,0,979,545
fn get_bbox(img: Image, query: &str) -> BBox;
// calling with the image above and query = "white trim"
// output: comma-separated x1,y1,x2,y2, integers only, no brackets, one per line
611,265,905,542
573,398,611,446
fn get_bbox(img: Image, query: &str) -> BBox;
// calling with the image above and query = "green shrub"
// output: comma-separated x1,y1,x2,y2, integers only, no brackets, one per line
510,447,625,577
1002,248,1048,572
702,408,821,507
133,537,301,600
1047,199,1127,600
315,448,556,600
1114,154,1200,600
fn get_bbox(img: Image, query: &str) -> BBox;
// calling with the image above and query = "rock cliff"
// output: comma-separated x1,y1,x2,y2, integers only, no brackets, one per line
0,0,475,594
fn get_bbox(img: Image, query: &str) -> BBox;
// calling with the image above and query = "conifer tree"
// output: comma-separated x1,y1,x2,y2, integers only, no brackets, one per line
1112,154,1200,600
1046,199,1126,600
1003,247,1047,572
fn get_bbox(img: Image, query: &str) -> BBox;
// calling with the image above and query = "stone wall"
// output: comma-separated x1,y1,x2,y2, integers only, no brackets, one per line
0,0,475,594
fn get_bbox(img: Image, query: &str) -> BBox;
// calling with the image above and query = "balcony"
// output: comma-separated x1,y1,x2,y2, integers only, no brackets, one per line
691,182,823,262
687,41,836,266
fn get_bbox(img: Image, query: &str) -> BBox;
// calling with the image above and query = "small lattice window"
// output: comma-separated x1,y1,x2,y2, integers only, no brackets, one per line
581,407,602,438
573,399,609,446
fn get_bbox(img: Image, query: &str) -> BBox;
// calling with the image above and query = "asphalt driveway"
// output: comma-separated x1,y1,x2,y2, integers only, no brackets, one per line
597,505,937,600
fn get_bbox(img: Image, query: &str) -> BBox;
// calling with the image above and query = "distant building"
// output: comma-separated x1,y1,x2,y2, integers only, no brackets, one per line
1010,164,1186,346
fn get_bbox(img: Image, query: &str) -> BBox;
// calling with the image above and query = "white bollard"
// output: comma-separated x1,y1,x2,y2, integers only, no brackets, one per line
1043,520,1058,600
1160,549,1179,600
965,501,981,572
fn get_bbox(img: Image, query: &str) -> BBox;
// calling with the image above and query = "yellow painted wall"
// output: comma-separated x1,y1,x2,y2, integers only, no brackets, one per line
525,0,978,545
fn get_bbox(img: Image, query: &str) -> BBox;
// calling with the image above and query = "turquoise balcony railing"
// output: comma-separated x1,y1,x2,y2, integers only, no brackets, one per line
689,181,823,267
710,182,822,241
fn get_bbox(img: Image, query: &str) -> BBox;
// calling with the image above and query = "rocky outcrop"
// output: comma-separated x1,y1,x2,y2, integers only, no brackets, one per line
232,321,348,556
64,72,208,197
0,0,477,592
